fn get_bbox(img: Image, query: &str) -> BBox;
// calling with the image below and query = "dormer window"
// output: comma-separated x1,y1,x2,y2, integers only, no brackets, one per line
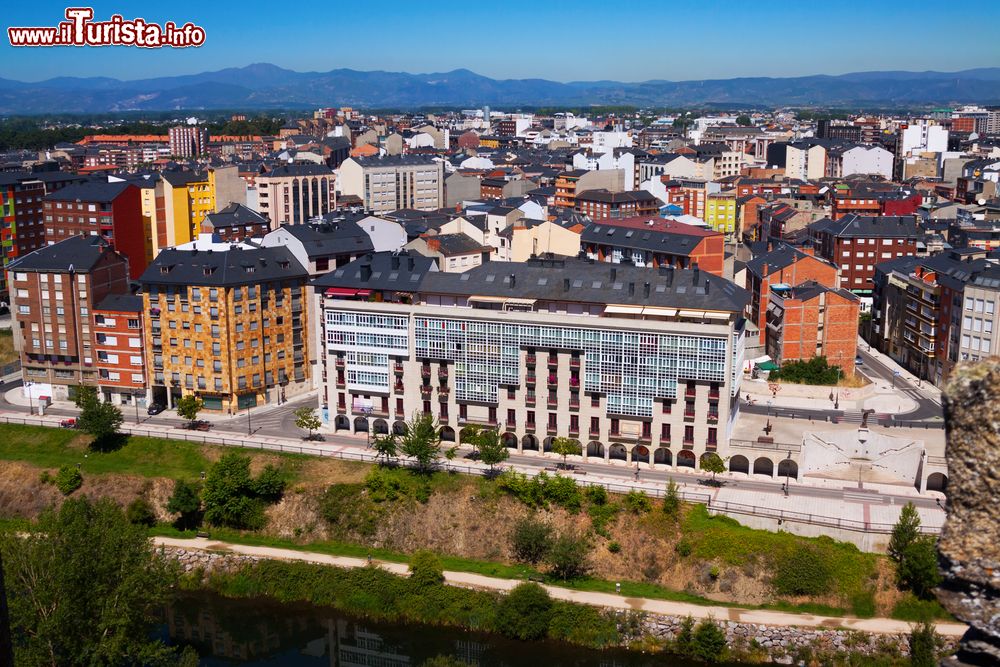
245,266,255,273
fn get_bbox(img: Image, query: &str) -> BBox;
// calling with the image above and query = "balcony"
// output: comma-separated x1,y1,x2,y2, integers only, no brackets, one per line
569,398,580,410
525,353,536,366
506,419,516,429
569,426,580,437
336,378,346,389
569,357,581,369
419,385,433,397
421,366,432,378
547,356,559,369
707,413,719,424
685,387,697,398
393,362,404,374
546,423,558,434
526,395,536,406
394,382,404,393
438,367,449,379
335,357,345,368
438,413,449,424
524,422,536,433
547,397,558,408
589,427,601,437
684,410,696,420
638,433,652,444
439,385,450,395
683,439,695,448
546,375,558,388
708,389,720,400
526,374,537,385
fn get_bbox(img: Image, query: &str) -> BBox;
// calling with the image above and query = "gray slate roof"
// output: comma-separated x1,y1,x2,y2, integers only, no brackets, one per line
8,235,114,273
140,245,307,287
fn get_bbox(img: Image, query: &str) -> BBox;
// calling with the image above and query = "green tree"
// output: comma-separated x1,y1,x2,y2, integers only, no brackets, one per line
663,479,681,518
372,433,399,464
408,550,444,588
175,395,204,427
674,615,696,657
475,428,509,472
126,497,157,527
166,479,202,530
55,465,83,495
735,114,752,126
700,453,726,482
0,497,178,666
547,530,591,580
769,356,842,385
73,386,124,450
293,406,322,440
511,516,553,564
693,619,728,663
399,411,442,472
908,620,938,667
202,453,283,530
898,537,942,599
623,490,652,514
551,437,581,469
889,502,922,563
495,582,553,640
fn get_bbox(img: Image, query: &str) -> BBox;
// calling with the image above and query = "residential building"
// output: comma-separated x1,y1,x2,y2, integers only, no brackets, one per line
784,141,827,180
7,236,130,400
155,166,245,251
92,294,146,406
765,281,860,375
744,244,840,333
140,236,311,413
407,233,489,272
168,125,209,158
554,170,623,209
42,180,146,279
704,192,737,236
315,253,750,470
580,216,725,276
506,217,585,263
574,189,659,220
201,203,270,243
338,156,444,214
255,164,337,226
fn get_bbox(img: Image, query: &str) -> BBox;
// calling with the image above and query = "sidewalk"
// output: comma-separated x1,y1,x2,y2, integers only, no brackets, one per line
152,536,967,637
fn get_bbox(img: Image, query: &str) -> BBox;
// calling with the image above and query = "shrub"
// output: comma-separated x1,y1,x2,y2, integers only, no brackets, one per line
662,479,680,518
673,615,696,657
623,490,652,514
547,531,590,580
897,537,942,599
543,474,582,512
202,453,284,530
908,620,939,667
771,545,831,596
55,465,82,495
252,464,286,502
409,550,444,588
607,541,621,554
364,468,404,502
675,539,692,557
693,619,728,663
585,485,608,505
587,501,619,538
510,516,553,564
166,479,202,530
125,497,156,527
495,583,553,640
768,356,842,385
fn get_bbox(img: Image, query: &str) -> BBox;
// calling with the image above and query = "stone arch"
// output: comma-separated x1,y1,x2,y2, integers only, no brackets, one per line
633,444,650,462
392,420,407,436
753,457,774,476
522,434,539,451
440,426,456,442
677,450,696,469
372,418,389,435
700,452,720,468
459,427,476,444
502,432,519,449
777,459,799,480
609,443,627,461
654,447,672,465
926,472,948,492
353,417,369,433
729,455,750,474
587,441,605,458
543,436,554,453
334,414,350,431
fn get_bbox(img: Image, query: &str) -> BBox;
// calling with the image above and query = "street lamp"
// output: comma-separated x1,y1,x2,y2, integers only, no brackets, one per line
25,382,33,416
891,370,901,389
362,406,373,448
784,450,792,496
247,400,253,436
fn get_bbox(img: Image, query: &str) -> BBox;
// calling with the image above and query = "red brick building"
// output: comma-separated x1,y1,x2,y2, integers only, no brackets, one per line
580,215,726,276
808,214,920,296
93,294,147,406
765,281,861,375
574,189,659,219
745,244,840,333
43,180,146,279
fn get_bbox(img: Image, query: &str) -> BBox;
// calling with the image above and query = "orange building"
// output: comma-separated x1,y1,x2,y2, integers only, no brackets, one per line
745,244,840,333
93,294,147,406
765,281,860,375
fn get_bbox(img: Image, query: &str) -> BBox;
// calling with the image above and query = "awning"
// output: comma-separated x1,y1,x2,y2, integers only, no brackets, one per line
325,287,371,298
641,306,677,317
605,304,644,314
703,311,731,320
756,360,780,371
468,295,537,305
678,310,705,318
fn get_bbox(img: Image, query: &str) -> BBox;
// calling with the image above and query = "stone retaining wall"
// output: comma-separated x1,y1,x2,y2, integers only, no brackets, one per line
158,546,261,573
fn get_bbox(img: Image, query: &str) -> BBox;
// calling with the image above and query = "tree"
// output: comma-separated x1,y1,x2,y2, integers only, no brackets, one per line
0,497,178,666
700,453,726,482
547,530,591,580
408,550,444,588
674,615,696,657
898,537,942,599
909,620,938,667
126,497,157,527
293,406,322,440
399,411,442,472
663,479,681,518
769,356,842,385
889,502,922,564
73,386,124,450
735,114,752,126
693,619,728,663
175,395,204,427
202,453,284,530
372,433,399,464
475,429,509,472
495,583,553,640
55,465,83,495
550,437,581,469
511,516,553,564
166,479,202,530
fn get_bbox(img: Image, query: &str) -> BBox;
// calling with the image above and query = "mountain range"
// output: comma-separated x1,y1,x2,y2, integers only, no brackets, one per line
1,64,1000,113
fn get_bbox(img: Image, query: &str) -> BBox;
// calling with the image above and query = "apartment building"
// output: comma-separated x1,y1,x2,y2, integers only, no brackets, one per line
7,236,130,400
42,180,146,279
554,170,623,209
168,125,209,158
574,189,659,220
704,192,737,236
580,216,726,276
255,163,337,226
338,156,443,214
92,294,146,406
765,281,860,376
155,166,245,251
315,252,750,469
140,237,310,413
201,203,270,243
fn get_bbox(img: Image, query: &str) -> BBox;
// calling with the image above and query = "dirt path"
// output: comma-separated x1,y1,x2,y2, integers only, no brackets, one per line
154,536,967,637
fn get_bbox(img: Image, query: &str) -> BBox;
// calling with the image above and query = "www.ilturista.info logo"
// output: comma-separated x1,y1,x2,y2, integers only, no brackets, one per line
7,7,205,48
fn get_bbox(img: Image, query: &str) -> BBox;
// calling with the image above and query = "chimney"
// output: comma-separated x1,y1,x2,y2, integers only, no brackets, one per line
628,282,635,296
510,273,516,289
705,279,710,294
643,281,650,298
692,263,700,283
360,264,372,281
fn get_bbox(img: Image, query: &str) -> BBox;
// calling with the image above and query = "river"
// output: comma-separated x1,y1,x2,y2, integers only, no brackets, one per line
161,591,748,666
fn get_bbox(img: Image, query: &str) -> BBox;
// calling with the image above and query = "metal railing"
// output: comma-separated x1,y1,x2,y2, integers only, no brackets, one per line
729,438,802,453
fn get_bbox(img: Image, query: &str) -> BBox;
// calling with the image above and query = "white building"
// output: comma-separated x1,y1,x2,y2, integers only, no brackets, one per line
900,121,948,157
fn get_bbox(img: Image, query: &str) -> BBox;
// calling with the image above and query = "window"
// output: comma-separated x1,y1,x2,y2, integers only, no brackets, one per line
590,416,599,434
684,425,694,443
547,413,557,428
661,423,670,440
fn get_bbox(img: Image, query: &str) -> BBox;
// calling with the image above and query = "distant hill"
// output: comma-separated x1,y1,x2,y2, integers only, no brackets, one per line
1,64,999,113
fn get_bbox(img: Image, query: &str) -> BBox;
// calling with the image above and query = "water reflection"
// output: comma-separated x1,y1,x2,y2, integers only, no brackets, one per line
164,591,737,666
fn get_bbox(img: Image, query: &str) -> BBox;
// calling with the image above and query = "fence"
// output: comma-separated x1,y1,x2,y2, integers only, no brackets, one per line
0,413,938,536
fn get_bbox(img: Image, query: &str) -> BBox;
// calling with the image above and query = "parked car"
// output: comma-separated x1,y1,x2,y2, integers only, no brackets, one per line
855,355,864,366
147,402,165,416
59,418,77,429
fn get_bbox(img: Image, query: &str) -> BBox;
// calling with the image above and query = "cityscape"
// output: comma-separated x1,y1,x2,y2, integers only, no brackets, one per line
0,3,998,667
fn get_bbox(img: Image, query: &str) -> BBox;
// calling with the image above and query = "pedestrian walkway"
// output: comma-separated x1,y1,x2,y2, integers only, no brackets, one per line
152,536,967,637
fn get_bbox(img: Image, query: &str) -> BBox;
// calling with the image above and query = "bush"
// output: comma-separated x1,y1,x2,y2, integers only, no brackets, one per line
769,356,842,385
587,501,619,538
543,474,582,512
674,615,696,657
166,479,202,530
897,537,942,599
510,516,553,564
253,465,286,502
909,620,939,667
55,465,82,495
202,453,284,530
496,470,582,511
547,531,590,580
623,490,652,514
771,545,832,596
495,583,553,640
663,479,680,518
364,468,404,502
585,485,608,505
675,539,692,557
125,497,156,527
693,619,728,663
607,541,621,554
409,550,444,588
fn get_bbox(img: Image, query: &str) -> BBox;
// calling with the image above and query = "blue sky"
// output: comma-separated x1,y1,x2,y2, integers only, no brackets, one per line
2,0,998,82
